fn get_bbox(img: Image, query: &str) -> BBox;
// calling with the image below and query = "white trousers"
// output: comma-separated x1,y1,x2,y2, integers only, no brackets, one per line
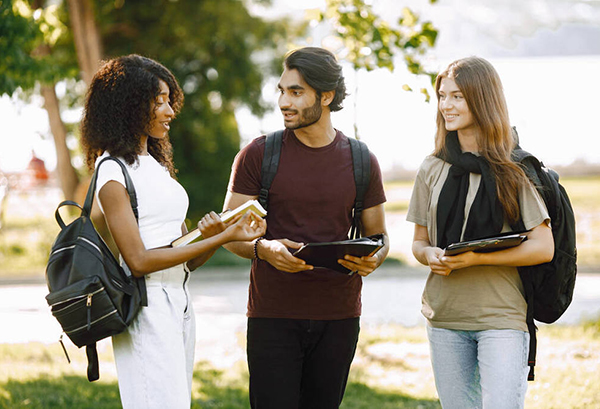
112,264,196,409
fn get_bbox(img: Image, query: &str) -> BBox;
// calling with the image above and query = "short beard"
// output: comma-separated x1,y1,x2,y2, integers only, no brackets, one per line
284,96,323,130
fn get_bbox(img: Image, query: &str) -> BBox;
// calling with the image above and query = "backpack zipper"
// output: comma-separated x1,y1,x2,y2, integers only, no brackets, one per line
86,293,92,330
67,309,118,335
50,286,105,310
79,236,102,254
59,333,71,363
50,236,102,259
49,244,76,257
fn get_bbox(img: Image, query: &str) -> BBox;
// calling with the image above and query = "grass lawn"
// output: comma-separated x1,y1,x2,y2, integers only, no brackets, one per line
1,321,599,408
383,175,600,266
1,177,599,407
1,176,599,277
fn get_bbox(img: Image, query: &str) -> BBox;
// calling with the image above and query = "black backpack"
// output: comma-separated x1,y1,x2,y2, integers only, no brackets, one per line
259,130,371,239
45,156,147,382
512,147,578,380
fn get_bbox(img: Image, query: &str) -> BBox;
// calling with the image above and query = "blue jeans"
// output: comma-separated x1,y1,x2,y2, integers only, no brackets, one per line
427,326,529,409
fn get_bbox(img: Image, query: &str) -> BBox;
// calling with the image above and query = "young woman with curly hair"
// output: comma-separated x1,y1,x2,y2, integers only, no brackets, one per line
407,56,554,408
81,54,266,408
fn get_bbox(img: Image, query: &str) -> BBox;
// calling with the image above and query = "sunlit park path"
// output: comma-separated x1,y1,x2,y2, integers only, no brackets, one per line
2,182,600,365
2,265,600,366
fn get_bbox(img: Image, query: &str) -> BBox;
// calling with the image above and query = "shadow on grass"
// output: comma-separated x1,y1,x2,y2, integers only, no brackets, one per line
191,363,440,409
0,375,121,409
0,370,440,409
191,364,248,408
343,382,440,408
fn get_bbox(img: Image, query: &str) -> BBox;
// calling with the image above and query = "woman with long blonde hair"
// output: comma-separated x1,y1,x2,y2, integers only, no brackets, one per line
407,56,554,408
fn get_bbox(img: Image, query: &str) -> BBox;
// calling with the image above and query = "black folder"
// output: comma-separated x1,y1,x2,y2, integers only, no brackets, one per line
293,234,385,275
444,232,528,256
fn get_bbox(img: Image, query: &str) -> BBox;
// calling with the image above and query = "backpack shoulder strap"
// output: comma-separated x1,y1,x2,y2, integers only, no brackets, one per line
84,156,147,306
83,156,139,220
259,130,284,210
512,147,543,187
348,137,371,239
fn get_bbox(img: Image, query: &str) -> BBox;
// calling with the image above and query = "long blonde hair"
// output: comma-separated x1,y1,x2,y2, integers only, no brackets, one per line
433,56,528,223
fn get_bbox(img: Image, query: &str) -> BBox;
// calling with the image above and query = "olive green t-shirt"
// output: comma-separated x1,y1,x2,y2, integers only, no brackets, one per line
407,155,550,331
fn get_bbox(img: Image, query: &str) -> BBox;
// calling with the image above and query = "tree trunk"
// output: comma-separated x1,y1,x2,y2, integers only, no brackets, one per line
66,0,103,86
65,0,119,256
40,84,80,202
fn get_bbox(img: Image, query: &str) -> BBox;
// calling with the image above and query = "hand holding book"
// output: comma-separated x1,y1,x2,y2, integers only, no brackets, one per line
293,234,385,275
171,199,267,247
443,232,528,256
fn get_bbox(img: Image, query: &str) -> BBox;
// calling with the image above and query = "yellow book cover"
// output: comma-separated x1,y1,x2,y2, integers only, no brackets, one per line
170,199,267,247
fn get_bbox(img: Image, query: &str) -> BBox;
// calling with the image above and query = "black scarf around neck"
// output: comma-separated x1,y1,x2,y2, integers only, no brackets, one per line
435,132,504,249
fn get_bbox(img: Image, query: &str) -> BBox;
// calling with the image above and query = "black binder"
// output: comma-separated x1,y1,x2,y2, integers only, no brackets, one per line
293,234,385,275
444,232,528,256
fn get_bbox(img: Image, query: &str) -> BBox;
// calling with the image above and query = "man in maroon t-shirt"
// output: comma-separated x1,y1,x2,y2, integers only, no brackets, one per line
223,47,389,409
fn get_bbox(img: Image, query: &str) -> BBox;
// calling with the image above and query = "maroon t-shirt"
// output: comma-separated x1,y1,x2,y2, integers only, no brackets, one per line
228,129,386,319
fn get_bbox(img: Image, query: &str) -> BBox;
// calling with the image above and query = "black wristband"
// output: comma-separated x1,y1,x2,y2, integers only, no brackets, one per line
253,236,265,260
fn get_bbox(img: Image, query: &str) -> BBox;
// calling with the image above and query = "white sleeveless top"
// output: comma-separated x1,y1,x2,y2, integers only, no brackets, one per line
94,152,189,249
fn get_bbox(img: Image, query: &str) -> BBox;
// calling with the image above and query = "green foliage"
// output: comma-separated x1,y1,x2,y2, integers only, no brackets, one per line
1,0,438,220
97,0,295,218
316,0,439,101
0,0,78,96
0,0,44,94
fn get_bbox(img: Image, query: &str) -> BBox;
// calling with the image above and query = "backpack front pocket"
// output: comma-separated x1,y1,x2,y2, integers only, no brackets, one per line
46,275,127,347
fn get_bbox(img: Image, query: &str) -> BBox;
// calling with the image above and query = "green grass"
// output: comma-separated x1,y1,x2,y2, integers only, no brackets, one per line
1,176,599,276
560,176,600,210
383,176,600,266
0,215,59,276
1,320,599,408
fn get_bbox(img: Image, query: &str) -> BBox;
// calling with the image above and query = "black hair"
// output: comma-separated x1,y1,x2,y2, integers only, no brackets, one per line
284,47,348,112
81,54,184,176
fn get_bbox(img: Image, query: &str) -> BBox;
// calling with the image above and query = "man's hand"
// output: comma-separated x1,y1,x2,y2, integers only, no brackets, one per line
256,238,314,273
338,254,379,277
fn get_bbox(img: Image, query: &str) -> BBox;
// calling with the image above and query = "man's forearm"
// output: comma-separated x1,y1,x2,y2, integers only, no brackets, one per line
223,240,256,260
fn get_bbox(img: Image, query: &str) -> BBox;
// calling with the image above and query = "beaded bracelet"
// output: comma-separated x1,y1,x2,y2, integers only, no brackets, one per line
253,236,266,260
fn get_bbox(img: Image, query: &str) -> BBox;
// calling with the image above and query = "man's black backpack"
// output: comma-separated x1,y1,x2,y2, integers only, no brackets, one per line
512,147,577,380
45,157,146,382
259,130,371,239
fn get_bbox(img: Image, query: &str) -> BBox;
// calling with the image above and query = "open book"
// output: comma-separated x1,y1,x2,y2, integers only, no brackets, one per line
443,232,528,256
170,199,267,247
293,233,385,275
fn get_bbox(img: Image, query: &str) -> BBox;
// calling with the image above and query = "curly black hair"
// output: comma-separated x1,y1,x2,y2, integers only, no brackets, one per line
81,54,184,176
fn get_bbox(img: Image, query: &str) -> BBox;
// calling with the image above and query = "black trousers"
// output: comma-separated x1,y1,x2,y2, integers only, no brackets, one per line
247,317,360,409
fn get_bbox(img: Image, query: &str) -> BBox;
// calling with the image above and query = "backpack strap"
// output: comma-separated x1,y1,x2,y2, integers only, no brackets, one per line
84,156,139,220
88,157,146,300
348,137,371,239
86,344,100,382
259,130,284,210
82,157,147,382
259,131,371,240
512,147,541,381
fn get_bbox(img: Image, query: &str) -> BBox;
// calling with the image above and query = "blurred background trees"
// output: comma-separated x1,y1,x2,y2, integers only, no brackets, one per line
0,0,437,220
